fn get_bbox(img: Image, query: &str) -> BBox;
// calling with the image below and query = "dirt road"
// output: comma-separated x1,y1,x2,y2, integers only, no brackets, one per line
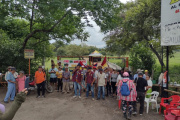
0,88,163,120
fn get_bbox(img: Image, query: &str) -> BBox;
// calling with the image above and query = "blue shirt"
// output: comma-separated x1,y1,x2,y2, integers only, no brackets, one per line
49,68,58,78
6,72,15,84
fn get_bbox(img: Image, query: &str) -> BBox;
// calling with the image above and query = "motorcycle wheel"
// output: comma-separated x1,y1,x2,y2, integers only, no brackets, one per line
45,82,53,93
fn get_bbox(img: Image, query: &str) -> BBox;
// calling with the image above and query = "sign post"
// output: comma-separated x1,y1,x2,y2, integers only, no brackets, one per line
24,49,35,76
161,0,180,98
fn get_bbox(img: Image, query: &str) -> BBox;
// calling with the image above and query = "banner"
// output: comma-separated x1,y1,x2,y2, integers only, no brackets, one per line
63,60,87,67
161,0,180,46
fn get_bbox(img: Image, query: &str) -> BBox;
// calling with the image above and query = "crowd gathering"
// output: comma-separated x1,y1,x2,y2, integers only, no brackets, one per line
2,60,155,120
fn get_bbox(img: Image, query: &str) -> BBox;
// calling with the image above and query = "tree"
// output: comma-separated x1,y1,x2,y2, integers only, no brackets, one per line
0,19,54,74
105,0,179,68
129,42,156,74
0,0,121,49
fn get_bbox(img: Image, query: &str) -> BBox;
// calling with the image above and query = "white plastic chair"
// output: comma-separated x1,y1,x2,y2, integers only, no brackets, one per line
144,91,159,113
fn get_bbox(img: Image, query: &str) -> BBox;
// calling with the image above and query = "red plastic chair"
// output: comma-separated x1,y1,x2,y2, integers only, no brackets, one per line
165,108,180,120
159,95,180,114
164,102,180,115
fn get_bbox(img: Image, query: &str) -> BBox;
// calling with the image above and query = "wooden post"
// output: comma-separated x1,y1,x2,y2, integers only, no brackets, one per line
29,58,31,76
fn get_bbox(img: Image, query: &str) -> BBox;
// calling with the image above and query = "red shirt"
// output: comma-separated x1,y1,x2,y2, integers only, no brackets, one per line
76,70,82,82
72,70,77,82
86,71,94,84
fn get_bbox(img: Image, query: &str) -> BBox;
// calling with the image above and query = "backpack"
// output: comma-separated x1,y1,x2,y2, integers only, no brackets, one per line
120,80,131,96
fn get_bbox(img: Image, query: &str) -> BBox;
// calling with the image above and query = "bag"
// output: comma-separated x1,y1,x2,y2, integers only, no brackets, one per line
120,81,130,96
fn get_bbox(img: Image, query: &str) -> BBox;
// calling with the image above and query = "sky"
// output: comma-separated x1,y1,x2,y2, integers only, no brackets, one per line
56,0,134,48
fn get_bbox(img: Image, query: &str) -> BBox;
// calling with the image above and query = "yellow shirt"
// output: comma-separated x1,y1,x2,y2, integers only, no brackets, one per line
56,70,63,79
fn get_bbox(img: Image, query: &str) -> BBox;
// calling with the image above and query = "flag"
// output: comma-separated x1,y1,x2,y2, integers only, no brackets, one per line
101,56,108,68
77,61,84,66
93,63,97,67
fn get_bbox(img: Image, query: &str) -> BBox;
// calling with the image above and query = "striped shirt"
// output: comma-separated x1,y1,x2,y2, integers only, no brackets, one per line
117,78,137,102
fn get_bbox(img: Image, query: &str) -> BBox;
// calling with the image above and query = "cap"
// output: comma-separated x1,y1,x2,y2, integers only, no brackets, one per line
93,66,97,69
65,63,68,65
38,66,42,68
19,71,24,74
138,72,143,76
8,66,12,69
123,72,129,77
145,70,148,73
11,67,16,71
87,67,92,70
137,69,143,72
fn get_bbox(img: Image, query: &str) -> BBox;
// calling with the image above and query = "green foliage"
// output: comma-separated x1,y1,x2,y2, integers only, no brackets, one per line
0,0,121,49
0,18,54,74
129,43,156,74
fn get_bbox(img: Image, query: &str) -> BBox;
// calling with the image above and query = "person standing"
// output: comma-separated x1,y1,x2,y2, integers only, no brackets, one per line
105,68,111,96
62,67,70,94
16,71,26,93
110,69,118,97
5,66,12,81
85,67,95,100
117,72,137,120
144,70,149,79
56,66,63,92
73,66,82,98
4,67,16,103
93,66,99,97
35,66,46,98
97,69,107,100
145,74,153,98
133,72,148,116
81,66,87,91
49,64,58,90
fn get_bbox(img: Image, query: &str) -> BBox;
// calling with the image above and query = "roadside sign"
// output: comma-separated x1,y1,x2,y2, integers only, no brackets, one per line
161,0,180,46
24,49,34,59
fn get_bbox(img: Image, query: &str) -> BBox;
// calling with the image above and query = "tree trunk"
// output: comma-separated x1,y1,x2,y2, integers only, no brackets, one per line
149,44,165,67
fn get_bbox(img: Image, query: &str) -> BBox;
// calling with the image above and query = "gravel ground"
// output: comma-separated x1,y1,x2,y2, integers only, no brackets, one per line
0,87,164,120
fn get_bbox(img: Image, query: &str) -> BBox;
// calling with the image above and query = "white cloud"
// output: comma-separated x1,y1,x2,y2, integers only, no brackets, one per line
71,0,135,48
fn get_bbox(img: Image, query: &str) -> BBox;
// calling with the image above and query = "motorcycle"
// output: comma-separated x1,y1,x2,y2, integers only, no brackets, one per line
25,77,53,95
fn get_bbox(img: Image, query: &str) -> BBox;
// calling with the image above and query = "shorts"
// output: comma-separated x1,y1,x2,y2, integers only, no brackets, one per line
50,78,57,83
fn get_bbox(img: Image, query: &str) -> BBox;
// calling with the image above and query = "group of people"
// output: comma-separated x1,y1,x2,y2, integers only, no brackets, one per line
2,63,153,120
3,66,26,103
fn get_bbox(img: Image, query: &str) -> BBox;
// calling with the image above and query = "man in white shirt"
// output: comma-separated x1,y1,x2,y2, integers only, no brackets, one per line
97,69,107,100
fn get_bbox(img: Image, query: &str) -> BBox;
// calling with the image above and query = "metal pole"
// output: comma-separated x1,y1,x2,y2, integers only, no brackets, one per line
166,46,169,98
161,46,163,73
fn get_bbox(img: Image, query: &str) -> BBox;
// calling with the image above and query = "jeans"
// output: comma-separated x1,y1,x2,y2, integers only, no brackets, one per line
134,92,145,114
106,82,111,96
4,83,16,102
81,80,85,89
74,82,81,96
37,81,45,96
86,83,94,98
97,86,105,99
